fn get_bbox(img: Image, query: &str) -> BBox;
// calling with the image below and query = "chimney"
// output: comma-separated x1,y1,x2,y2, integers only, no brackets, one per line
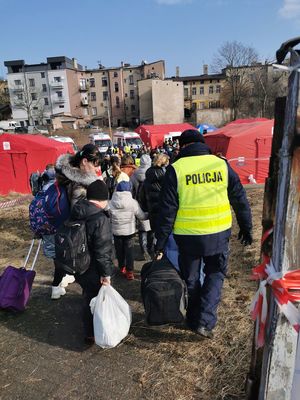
72,58,78,69
203,64,208,75
176,66,180,78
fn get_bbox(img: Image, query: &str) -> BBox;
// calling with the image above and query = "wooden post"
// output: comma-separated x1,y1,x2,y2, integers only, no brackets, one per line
248,50,300,400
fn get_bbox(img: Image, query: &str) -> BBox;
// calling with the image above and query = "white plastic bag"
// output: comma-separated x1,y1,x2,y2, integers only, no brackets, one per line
90,285,132,348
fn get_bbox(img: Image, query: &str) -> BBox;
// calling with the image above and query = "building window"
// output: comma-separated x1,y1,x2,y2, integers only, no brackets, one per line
200,86,204,95
116,96,120,108
33,107,38,111
29,78,35,87
80,78,87,90
209,101,220,108
192,87,197,96
89,78,95,87
114,71,118,78
184,88,189,98
83,108,88,116
56,91,63,98
31,93,37,100
17,93,23,100
44,98,49,105
210,80,213,83
34,120,39,125
59,105,64,109
103,91,108,101
91,92,96,101
200,102,205,110
92,107,97,116
114,82,119,92
200,80,204,84
54,76,61,82
129,75,134,85
130,90,134,99
125,93,128,97
216,101,220,108
209,86,214,94
131,104,135,112
42,84,47,92
102,77,107,87
46,119,51,124
14,79,21,86
216,85,221,93
41,72,45,78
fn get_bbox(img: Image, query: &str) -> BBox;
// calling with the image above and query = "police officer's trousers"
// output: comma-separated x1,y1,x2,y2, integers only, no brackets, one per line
179,250,228,331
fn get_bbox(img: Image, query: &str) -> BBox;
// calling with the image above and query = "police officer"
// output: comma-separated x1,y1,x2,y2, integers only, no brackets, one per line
155,130,252,338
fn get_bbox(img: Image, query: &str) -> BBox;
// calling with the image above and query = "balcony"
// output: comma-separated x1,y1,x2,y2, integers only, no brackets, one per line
81,99,89,106
54,97,66,104
50,81,64,89
79,84,89,91
11,85,24,91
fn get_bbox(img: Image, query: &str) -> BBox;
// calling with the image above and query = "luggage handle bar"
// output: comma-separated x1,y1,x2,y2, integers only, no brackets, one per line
23,239,42,271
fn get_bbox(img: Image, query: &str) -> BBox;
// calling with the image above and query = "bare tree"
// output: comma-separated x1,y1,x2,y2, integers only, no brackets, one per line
212,41,259,120
0,80,9,105
13,84,46,125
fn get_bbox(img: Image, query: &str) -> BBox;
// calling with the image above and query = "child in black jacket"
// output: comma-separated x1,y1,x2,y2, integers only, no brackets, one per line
71,180,114,343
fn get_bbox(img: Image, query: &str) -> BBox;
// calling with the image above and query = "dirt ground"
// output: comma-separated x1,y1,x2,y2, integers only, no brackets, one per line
0,187,263,400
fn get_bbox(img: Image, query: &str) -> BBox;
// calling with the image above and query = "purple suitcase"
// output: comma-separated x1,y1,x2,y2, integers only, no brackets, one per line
0,239,41,312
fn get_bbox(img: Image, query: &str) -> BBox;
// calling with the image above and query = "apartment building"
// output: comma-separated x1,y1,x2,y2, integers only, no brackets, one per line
4,57,88,128
85,60,165,127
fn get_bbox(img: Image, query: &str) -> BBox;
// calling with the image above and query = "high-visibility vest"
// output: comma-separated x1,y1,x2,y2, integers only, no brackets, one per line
135,158,141,167
173,154,232,235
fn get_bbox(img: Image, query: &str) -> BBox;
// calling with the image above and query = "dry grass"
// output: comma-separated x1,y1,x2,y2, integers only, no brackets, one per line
0,186,264,400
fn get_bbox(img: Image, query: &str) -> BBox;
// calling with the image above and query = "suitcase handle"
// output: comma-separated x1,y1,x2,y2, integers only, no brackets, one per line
23,239,42,271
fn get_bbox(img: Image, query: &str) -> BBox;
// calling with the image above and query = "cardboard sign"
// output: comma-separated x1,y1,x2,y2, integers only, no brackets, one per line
3,142,11,150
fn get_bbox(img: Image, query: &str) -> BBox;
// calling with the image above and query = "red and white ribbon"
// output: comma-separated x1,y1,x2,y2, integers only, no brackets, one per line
250,228,300,348
0,194,33,209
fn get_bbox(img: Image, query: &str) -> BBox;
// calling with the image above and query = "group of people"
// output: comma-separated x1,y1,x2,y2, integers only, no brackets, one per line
37,128,252,343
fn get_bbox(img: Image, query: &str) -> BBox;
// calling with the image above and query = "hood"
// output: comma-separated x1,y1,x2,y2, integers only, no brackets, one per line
140,154,152,168
71,199,102,220
145,166,166,184
56,154,98,187
109,191,133,210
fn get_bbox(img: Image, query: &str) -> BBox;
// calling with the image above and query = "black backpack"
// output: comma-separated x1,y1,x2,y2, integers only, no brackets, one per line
105,173,117,199
55,214,98,275
141,257,188,325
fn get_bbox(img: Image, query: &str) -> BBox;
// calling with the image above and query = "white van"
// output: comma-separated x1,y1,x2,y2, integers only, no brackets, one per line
0,120,20,132
163,131,182,142
113,131,143,150
89,133,112,154
49,136,78,152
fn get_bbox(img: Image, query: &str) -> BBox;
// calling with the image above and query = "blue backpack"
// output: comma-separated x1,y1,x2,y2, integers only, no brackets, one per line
29,182,70,236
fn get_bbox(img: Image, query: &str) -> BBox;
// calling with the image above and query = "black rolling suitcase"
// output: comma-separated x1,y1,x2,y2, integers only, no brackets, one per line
141,257,188,325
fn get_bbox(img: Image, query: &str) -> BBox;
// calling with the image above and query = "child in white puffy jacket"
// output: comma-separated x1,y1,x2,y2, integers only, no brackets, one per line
109,181,148,280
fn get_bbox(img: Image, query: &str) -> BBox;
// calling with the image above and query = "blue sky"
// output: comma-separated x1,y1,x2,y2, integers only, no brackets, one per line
1,0,300,78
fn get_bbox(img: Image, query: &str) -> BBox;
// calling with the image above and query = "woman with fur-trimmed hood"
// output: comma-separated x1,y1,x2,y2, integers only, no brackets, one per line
49,144,102,300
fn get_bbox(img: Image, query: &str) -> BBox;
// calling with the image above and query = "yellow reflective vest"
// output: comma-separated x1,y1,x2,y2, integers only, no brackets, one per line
173,155,232,235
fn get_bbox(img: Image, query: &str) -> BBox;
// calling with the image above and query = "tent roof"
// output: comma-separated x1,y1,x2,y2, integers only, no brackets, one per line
0,133,73,153
205,119,274,140
136,123,195,135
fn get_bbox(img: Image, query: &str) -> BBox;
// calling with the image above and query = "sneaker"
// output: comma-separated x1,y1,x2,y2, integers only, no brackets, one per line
194,326,214,339
125,271,135,280
51,286,66,300
60,274,75,288
120,266,126,275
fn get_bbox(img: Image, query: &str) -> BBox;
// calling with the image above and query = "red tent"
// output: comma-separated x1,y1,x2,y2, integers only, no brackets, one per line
0,134,74,195
135,123,195,148
204,119,273,184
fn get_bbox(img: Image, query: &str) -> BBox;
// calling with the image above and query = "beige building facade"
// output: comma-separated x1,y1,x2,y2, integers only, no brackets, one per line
138,79,184,125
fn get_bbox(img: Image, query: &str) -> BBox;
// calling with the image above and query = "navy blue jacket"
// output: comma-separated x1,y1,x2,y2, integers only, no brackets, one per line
155,142,252,256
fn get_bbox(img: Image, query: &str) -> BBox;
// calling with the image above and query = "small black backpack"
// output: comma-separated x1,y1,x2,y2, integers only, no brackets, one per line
55,216,95,275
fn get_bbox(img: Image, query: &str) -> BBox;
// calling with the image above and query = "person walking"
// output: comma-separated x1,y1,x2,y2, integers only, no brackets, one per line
71,180,114,344
155,130,252,338
140,153,169,232
109,181,148,280
131,154,153,260
49,144,101,299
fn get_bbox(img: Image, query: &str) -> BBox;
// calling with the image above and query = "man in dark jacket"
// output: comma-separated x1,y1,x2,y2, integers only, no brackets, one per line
155,130,252,338
71,180,114,343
